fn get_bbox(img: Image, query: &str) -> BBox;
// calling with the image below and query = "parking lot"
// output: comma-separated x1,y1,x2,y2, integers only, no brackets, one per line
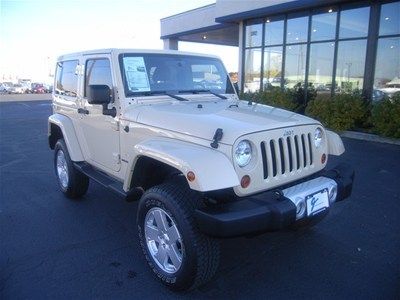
0,98,399,299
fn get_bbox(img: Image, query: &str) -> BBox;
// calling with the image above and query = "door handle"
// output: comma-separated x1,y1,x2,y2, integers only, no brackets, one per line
78,108,89,115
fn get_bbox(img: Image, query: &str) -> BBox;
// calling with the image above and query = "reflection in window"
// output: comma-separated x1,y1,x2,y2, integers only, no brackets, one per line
244,48,262,92
340,7,370,38
311,10,337,41
308,42,335,93
263,47,283,89
265,17,284,46
286,16,309,44
55,60,79,97
379,1,400,36
336,40,367,92
284,44,306,88
85,59,112,97
374,37,400,95
245,22,263,47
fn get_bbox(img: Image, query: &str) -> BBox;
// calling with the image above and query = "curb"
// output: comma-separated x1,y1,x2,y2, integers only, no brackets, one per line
340,131,400,146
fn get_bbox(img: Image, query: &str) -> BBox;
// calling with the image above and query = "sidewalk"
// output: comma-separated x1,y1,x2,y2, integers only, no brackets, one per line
0,93,52,102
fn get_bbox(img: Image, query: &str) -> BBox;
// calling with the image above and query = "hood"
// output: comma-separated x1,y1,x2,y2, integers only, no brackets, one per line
124,99,319,145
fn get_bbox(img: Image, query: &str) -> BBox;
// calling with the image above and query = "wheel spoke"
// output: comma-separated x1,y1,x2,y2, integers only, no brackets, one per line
153,210,168,232
167,244,182,270
145,224,160,241
167,224,180,243
155,245,168,265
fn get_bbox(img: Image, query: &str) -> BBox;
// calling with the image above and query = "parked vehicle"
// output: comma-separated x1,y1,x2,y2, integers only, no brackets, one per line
48,49,354,291
31,83,46,93
10,84,25,94
1,82,14,93
0,83,7,93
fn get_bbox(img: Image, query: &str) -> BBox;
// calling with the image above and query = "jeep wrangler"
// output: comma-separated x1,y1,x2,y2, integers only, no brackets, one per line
48,49,354,291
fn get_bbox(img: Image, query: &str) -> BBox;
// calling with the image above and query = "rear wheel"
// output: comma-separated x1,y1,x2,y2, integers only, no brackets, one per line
54,139,89,199
137,181,219,291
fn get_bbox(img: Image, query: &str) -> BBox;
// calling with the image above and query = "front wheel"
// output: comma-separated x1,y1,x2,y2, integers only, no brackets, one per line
137,181,220,291
54,139,89,199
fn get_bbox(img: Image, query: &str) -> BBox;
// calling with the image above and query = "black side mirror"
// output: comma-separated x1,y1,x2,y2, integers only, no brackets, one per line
87,85,116,117
87,85,111,104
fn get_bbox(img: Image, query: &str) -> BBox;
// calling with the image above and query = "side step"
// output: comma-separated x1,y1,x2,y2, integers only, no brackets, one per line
73,162,127,198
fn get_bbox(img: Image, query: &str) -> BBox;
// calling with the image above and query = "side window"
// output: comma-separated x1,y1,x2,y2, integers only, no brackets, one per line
55,60,79,97
85,59,113,97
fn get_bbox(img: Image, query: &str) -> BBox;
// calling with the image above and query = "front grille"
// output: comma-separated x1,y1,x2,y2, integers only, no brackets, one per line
260,133,314,179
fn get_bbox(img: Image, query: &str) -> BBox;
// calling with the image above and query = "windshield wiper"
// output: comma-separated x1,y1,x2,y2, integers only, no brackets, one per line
139,91,189,101
178,89,227,100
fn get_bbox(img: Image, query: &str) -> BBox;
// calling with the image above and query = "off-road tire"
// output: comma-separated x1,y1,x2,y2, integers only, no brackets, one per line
54,139,89,199
137,180,220,291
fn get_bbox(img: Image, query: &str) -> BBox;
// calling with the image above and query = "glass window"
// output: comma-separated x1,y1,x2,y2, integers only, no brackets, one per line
311,10,337,41
308,42,335,93
244,48,262,92
286,16,309,44
120,54,234,95
374,37,400,94
85,59,113,96
340,6,370,38
265,17,284,46
379,1,400,36
245,22,263,47
336,40,367,92
284,44,307,88
263,46,283,89
55,60,78,97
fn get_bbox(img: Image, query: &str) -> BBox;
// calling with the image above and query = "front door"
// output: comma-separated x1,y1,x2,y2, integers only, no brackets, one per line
77,56,120,172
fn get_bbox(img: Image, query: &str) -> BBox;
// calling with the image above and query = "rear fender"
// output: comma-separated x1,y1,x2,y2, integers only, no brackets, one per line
48,114,84,161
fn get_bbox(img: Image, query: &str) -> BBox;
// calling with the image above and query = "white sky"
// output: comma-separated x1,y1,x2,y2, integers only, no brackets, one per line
0,0,238,83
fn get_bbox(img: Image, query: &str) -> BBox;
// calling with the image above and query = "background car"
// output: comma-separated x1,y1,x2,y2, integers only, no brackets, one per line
31,83,46,93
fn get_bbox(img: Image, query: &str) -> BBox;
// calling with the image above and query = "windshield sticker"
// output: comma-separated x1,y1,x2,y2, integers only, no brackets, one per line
123,57,150,92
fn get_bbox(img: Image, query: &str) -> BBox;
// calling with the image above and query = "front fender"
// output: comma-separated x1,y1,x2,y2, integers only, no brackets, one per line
326,130,345,156
124,138,240,192
48,114,84,161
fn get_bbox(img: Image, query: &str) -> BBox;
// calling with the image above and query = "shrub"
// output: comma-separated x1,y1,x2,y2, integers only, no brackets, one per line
305,92,368,132
240,87,299,111
371,94,400,138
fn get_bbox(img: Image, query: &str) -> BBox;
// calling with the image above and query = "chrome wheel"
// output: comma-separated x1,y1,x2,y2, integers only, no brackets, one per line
144,207,184,274
56,149,69,189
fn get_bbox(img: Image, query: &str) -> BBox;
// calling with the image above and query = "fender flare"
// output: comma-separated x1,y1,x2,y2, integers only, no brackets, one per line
124,138,240,192
48,114,84,161
326,130,345,156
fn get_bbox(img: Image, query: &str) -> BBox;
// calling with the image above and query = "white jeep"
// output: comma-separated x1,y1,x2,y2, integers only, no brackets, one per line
48,49,354,290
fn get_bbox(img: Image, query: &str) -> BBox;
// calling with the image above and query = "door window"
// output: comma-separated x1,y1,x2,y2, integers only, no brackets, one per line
84,59,113,97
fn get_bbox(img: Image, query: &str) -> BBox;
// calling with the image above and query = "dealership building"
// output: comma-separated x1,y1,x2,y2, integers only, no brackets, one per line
161,0,400,99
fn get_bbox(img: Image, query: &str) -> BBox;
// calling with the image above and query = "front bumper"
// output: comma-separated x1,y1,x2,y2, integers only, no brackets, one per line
195,163,354,237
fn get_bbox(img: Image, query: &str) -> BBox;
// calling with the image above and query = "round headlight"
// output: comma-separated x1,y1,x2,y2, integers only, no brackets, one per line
235,140,252,167
314,128,323,148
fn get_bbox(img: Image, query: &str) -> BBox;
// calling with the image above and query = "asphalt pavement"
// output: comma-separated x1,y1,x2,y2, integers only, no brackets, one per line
0,100,399,299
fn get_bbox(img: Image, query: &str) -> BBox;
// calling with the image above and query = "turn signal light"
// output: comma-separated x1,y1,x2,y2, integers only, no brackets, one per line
240,175,251,188
187,171,196,182
321,153,326,164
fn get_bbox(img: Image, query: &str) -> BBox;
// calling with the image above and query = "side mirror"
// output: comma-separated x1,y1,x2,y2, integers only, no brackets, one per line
87,85,111,104
87,85,116,117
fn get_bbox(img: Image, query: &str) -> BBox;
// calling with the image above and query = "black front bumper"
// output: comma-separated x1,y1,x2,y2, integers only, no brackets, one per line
195,163,354,238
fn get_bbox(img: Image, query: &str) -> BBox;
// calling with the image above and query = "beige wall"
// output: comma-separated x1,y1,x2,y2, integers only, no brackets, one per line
215,0,295,19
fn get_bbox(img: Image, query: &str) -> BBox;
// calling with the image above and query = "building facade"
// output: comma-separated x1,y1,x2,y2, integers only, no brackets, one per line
161,0,400,100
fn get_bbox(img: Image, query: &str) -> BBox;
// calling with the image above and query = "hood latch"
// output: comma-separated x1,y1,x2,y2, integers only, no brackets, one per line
210,128,223,149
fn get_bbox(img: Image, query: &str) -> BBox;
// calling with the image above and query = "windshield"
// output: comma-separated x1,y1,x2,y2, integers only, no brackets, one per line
119,53,234,97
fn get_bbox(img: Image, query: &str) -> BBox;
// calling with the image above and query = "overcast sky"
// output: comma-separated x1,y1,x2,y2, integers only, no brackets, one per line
0,0,238,82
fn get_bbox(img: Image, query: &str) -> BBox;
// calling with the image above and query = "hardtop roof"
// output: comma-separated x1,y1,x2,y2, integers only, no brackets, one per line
57,48,220,61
